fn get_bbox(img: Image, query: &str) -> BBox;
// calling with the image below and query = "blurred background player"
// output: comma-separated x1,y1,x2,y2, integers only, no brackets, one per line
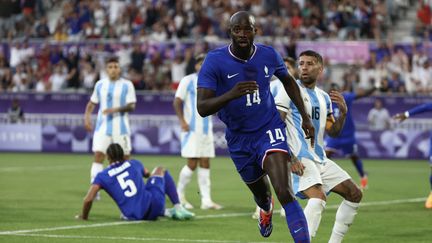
324,82,386,190
197,11,312,241
394,102,432,209
76,143,194,221
173,53,222,210
274,50,363,241
84,56,136,199
367,98,391,131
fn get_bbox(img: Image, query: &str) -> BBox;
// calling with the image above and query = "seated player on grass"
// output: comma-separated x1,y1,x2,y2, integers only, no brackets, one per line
76,143,194,221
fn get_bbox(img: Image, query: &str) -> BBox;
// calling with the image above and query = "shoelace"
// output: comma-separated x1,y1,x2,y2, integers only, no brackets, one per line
260,211,272,226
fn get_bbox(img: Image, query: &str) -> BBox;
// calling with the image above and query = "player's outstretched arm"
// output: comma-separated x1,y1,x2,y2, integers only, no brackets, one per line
279,74,315,147
84,101,96,132
197,81,258,117
326,90,347,137
76,184,100,220
394,103,432,122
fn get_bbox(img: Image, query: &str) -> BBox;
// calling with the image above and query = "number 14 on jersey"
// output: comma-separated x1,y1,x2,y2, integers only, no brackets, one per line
246,90,261,106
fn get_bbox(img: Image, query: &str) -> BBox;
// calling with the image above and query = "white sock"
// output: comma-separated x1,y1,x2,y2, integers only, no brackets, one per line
90,162,104,183
304,198,326,238
177,165,194,199
329,200,359,243
198,167,212,205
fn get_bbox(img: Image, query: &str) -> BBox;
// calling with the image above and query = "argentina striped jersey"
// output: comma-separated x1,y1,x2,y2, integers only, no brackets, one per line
175,73,212,135
90,78,136,136
271,79,332,163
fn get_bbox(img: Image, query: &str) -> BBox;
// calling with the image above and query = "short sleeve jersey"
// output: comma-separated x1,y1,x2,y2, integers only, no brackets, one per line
198,44,288,134
93,159,150,220
90,78,136,136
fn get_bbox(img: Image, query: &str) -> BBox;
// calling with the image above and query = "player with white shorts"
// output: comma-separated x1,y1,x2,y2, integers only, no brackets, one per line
173,53,221,210
272,51,362,243
180,131,215,158
84,56,136,197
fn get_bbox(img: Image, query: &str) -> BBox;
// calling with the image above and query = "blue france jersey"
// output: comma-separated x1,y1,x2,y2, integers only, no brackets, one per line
198,44,289,134
93,160,150,220
332,92,356,139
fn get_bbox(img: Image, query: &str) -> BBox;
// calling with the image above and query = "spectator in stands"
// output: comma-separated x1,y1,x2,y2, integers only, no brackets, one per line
34,16,50,38
8,98,24,123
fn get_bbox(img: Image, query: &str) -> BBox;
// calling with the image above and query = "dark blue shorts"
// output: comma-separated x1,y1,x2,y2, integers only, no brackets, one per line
226,122,290,184
325,137,357,156
144,176,165,220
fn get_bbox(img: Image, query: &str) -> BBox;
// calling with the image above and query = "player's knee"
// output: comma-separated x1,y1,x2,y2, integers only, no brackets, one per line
348,186,362,203
187,160,198,170
274,187,296,204
303,185,327,201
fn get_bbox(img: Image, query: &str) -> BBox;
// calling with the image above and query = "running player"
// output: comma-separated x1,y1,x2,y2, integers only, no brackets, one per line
197,11,312,242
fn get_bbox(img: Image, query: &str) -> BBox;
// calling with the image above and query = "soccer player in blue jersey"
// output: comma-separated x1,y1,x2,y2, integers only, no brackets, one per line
273,50,362,242
324,82,381,190
394,103,432,209
76,143,194,221
84,57,136,200
197,11,313,242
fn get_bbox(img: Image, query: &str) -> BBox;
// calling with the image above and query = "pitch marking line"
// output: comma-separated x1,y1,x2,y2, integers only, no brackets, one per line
0,233,280,243
0,197,426,236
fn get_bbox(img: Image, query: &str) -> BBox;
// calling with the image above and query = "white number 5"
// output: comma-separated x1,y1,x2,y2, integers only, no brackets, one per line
116,171,137,197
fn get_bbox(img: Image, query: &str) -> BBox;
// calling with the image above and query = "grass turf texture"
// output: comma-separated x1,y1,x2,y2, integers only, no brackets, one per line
1,153,432,242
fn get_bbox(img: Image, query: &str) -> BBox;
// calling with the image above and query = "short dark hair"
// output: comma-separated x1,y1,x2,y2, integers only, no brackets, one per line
298,50,323,65
106,56,119,64
107,143,124,162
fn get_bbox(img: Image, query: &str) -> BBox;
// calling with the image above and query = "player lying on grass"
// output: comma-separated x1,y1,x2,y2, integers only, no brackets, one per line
76,143,194,221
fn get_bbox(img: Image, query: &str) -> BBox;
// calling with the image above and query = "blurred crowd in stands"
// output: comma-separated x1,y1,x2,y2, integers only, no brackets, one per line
0,0,415,41
0,0,430,95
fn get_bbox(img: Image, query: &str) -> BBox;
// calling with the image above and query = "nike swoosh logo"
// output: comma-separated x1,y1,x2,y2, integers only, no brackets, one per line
227,73,239,79
294,227,303,234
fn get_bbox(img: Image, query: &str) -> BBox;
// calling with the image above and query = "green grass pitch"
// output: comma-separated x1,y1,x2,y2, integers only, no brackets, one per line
1,153,432,242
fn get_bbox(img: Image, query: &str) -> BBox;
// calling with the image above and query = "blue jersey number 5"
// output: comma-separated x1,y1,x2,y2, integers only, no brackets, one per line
117,171,137,197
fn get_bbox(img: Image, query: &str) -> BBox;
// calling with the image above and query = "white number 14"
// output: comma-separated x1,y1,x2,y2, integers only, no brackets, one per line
246,90,261,106
266,128,285,143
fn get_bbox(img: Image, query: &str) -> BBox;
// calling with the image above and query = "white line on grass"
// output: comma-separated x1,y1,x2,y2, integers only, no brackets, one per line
0,233,281,243
0,197,426,236
0,165,85,172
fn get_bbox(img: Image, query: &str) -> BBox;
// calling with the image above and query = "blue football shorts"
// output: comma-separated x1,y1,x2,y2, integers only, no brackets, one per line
226,123,290,184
